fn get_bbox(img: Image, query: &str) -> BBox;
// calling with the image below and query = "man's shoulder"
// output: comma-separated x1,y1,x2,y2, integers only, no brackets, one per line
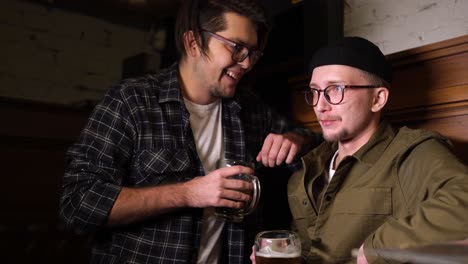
107,65,179,101
394,126,449,146
383,126,454,161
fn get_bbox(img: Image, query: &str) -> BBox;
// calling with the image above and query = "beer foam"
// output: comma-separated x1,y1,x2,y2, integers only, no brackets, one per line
257,237,300,257
256,251,300,258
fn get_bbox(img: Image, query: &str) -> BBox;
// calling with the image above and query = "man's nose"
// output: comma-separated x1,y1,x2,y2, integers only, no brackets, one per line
315,92,330,111
237,55,252,70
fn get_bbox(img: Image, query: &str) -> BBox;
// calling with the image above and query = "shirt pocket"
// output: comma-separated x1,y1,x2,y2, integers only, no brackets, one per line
289,195,306,219
327,188,392,258
332,187,392,215
288,195,315,246
131,148,192,185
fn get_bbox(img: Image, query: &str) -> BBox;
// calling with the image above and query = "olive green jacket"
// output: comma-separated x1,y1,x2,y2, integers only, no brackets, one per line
288,121,468,264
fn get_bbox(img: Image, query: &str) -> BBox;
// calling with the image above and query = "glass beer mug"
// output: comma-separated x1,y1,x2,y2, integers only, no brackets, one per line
255,230,302,264
214,159,261,222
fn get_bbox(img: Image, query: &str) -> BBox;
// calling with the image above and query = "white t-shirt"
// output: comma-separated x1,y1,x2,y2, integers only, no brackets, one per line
328,150,339,183
184,98,225,264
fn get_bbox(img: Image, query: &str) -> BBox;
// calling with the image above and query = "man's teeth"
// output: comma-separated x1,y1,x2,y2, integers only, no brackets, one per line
226,70,237,80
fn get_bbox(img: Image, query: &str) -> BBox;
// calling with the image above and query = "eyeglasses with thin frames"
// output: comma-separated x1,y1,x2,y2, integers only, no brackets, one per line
202,30,263,65
304,84,380,106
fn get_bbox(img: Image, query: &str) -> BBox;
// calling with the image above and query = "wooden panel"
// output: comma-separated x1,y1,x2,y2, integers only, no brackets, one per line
385,35,468,164
387,53,468,110
289,35,468,163
0,97,92,263
0,99,89,141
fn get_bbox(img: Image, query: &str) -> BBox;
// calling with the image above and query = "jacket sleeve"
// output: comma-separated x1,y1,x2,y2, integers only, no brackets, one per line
59,87,135,234
364,139,468,263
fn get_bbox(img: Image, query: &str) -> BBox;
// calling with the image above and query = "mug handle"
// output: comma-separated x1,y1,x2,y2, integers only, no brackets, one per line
220,159,261,216
244,176,261,215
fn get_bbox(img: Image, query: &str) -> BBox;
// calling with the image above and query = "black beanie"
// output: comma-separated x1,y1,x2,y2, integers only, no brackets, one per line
309,37,392,84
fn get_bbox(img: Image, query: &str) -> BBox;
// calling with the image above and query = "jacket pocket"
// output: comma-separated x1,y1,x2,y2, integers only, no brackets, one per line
289,195,306,219
131,148,192,185
332,187,392,215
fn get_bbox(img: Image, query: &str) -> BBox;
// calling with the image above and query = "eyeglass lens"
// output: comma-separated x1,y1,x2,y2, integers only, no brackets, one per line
232,47,249,62
203,31,260,64
233,47,260,64
306,85,344,106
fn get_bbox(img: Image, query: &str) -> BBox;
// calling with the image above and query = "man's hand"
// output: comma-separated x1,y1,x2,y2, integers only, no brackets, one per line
250,245,256,264
357,245,368,264
183,165,254,208
256,132,305,167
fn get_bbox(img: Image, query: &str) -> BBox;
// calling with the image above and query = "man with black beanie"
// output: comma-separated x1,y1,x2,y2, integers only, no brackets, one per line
286,36,468,263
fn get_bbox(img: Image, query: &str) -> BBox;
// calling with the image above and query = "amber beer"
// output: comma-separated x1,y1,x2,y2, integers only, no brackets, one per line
255,252,301,264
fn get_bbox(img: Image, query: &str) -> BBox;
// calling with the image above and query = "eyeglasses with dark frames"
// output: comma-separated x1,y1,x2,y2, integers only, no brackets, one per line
202,30,263,65
304,84,380,106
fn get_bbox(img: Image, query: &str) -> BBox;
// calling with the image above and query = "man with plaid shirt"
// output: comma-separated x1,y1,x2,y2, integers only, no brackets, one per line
60,1,320,263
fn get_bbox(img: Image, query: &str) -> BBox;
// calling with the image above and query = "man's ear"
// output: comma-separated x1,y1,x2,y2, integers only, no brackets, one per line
371,87,389,112
183,30,199,57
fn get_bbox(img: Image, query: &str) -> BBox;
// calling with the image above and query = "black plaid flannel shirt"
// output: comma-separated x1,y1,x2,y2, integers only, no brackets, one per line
60,63,317,264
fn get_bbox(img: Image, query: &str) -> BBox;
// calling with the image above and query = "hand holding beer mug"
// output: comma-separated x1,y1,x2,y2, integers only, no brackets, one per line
214,159,261,222
254,230,301,264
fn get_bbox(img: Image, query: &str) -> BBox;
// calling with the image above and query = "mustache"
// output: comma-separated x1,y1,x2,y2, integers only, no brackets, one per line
317,115,340,121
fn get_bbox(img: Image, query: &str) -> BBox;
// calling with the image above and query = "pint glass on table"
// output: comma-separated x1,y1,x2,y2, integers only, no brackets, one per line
255,230,301,264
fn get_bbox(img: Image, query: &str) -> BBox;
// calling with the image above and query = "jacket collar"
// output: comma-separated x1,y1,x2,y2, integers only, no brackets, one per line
156,63,184,104
302,121,396,170
352,120,396,166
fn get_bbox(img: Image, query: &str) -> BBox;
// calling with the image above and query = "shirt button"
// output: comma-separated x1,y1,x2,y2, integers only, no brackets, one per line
302,199,308,206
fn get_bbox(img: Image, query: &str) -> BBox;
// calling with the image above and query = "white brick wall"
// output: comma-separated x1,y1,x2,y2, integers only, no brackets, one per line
0,0,157,105
344,0,468,55
2,0,467,104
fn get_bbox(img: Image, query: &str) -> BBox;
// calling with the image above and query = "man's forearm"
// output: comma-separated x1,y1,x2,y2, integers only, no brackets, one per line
107,183,189,226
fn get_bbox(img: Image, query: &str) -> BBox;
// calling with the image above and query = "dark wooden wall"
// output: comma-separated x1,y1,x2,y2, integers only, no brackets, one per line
0,99,92,263
289,35,468,164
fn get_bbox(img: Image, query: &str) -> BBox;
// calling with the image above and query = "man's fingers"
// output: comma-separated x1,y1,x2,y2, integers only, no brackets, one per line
258,132,304,167
275,140,292,165
259,136,273,165
221,189,251,203
217,165,254,178
250,245,256,263
285,143,298,164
